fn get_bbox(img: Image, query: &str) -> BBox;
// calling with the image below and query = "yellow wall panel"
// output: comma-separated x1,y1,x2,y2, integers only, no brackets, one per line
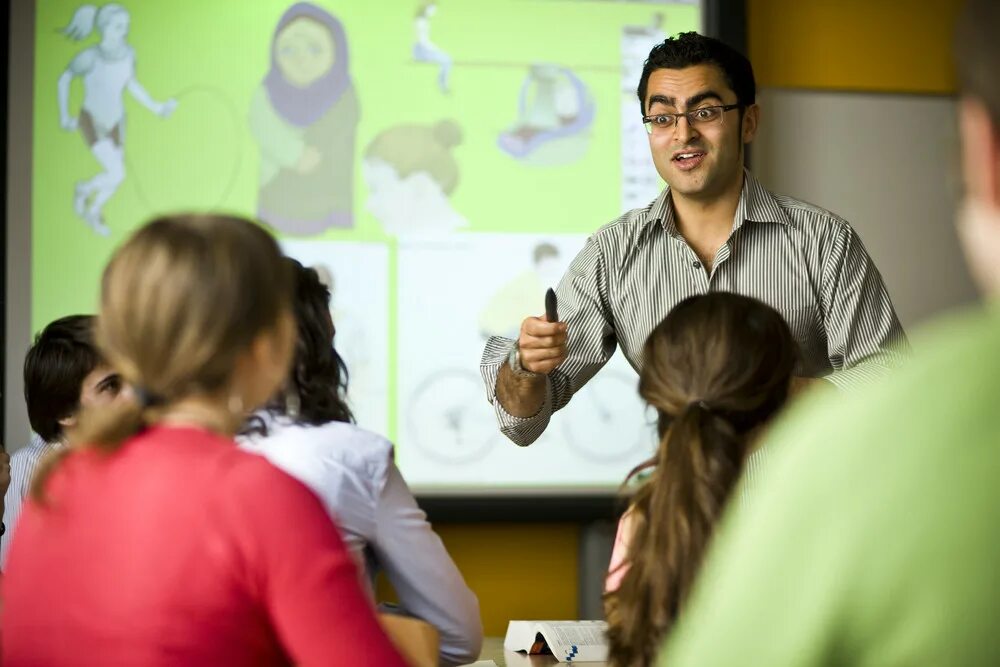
748,0,963,94
376,523,580,636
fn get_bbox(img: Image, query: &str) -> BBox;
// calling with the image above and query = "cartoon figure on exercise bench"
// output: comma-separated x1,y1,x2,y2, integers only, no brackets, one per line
57,4,177,236
413,1,452,94
497,64,595,166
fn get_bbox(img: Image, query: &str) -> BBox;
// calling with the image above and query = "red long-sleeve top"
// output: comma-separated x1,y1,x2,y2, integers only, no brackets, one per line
1,425,407,666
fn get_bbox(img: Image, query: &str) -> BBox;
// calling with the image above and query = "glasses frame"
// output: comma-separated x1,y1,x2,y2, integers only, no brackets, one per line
642,103,743,134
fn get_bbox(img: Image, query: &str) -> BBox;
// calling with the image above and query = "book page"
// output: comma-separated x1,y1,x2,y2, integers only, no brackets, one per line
539,621,609,662
539,621,607,647
503,620,537,652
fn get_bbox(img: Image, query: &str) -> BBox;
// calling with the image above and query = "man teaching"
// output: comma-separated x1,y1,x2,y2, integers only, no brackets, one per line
480,32,908,446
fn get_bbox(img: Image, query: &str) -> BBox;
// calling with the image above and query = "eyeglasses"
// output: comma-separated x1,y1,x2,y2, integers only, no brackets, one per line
642,104,742,134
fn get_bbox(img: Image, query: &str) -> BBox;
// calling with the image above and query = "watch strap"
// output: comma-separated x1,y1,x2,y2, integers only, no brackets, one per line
508,342,542,378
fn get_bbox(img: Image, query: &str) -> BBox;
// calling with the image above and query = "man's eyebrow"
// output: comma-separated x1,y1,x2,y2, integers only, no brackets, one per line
685,90,725,107
647,94,674,110
647,90,726,112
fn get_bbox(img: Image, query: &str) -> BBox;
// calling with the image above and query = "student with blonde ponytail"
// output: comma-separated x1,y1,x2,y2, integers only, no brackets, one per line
603,292,797,667
1,214,406,666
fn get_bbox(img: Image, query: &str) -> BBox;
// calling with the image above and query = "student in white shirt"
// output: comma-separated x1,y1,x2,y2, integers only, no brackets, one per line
239,258,482,666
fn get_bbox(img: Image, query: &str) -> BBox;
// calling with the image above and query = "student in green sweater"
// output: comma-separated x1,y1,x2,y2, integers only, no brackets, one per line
660,1,1000,664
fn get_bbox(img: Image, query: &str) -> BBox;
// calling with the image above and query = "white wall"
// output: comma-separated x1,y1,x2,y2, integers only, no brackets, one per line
751,87,978,331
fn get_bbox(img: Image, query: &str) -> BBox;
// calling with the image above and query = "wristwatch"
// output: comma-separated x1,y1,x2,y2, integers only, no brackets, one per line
508,341,542,379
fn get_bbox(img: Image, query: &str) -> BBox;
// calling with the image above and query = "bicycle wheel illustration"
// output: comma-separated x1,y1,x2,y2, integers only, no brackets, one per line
561,370,656,463
406,369,499,465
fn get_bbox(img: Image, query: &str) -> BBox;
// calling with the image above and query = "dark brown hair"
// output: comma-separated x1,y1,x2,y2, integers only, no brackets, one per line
32,214,292,502
605,292,797,666
23,315,102,443
261,258,354,428
637,32,755,114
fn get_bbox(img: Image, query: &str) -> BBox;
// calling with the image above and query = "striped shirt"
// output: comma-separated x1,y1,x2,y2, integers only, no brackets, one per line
480,170,909,446
1,434,61,567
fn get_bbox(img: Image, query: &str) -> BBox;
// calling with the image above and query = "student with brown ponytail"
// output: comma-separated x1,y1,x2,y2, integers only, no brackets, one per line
603,292,797,667
1,215,407,666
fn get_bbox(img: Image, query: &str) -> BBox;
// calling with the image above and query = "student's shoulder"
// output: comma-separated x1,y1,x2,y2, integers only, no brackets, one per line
769,305,1000,479
261,420,394,481
215,435,318,505
11,437,54,466
317,422,395,479
270,420,391,457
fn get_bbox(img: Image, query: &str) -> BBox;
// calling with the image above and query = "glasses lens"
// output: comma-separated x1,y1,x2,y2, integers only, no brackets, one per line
693,107,722,123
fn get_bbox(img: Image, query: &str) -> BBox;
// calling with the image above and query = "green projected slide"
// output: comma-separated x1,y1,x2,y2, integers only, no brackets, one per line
32,0,700,490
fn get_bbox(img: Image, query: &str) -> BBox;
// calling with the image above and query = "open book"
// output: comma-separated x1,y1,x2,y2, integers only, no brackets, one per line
504,620,608,663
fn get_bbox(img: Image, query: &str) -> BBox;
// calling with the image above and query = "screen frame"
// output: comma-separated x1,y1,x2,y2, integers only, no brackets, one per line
3,0,748,522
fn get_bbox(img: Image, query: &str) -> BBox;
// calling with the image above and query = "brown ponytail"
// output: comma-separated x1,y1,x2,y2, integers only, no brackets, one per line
30,214,292,504
605,293,797,666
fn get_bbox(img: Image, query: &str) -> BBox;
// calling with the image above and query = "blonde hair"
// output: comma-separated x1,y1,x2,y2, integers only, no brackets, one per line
31,214,292,502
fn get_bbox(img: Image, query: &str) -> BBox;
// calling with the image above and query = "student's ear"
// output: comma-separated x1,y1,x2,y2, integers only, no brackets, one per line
58,414,78,430
741,103,760,144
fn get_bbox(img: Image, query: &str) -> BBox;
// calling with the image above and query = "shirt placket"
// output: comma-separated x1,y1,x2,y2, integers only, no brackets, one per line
708,239,734,289
672,236,711,294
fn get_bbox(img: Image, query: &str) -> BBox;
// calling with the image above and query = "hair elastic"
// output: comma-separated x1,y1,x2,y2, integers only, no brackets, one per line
133,386,165,409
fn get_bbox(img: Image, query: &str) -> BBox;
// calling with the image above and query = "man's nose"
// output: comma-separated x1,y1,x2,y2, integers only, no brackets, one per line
672,115,699,144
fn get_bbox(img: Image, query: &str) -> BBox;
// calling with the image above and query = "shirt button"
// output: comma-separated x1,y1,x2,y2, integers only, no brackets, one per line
692,260,701,269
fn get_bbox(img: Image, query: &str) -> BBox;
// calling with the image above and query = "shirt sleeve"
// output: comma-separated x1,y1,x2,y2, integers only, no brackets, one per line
225,459,408,667
819,224,910,389
371,462,483,666
479,235,618,445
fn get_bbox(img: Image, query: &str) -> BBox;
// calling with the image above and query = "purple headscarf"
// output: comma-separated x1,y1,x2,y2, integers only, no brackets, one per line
263,3,352,128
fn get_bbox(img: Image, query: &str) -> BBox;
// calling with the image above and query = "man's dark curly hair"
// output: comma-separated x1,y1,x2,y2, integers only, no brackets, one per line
263,258,355,429
637,32,756,113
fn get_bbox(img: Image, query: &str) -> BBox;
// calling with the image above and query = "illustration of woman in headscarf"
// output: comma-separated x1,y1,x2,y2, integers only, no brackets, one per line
57,3,177,236
250,3,359,236
362,120,467,236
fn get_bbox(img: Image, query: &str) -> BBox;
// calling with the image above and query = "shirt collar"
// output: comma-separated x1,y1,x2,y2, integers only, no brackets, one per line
640,168,795,235
33,433,66,451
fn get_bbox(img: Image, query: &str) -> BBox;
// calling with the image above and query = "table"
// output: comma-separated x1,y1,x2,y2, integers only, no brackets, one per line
473,637,610,666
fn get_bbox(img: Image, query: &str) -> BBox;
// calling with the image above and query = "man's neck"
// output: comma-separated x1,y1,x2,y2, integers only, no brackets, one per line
670,172,745,266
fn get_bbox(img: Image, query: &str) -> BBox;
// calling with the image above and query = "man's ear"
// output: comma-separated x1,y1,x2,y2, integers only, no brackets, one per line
58,414,77,431
959,96,1000,208
741,103,760,144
